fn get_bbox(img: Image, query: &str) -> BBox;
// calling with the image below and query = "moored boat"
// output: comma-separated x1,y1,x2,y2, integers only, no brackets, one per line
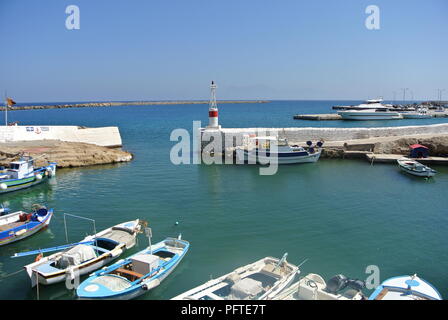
0,205,53,246
337,109,403,120
274,273,366,300
0,156,56,194
397,158,437,177
171,253,298,300
400,106,433,119
236,137,323,165
368,274,442,300
76,236,189,300
21,219,141,287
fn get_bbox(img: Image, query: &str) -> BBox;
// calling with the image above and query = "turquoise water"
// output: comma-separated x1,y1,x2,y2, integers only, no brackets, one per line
0,101,447,300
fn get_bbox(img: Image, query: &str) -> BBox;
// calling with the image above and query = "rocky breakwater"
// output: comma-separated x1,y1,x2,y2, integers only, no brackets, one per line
0,140,133,168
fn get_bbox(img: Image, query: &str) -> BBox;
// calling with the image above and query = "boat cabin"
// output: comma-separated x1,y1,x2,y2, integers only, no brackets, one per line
409,144,429,158
4,157,35,180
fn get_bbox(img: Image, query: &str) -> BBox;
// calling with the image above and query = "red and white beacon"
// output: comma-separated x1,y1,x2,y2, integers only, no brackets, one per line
207,81,221,129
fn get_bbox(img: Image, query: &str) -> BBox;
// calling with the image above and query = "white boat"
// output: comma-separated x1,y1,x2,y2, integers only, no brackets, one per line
338,109,403,120
333,98,393,111
22,220,141,287
171,253,298,300
368,274,442,300
274,273,366,300
236,137,323,164
397,158,437,177
401,106,433,119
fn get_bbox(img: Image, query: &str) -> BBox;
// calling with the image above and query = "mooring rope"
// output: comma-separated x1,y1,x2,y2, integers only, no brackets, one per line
0,268,24,281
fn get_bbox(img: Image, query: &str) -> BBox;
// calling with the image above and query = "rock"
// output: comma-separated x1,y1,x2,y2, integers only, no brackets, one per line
0,140,133,168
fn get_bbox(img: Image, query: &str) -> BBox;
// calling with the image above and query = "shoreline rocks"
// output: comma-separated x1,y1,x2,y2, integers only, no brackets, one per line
0,140,133,168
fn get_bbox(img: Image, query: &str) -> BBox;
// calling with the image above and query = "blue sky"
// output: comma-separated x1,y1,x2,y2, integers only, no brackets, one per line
0,0,447,102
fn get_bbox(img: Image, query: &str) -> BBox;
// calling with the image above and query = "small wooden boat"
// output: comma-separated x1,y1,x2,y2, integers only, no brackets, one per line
369,274,442,300
0,156,56,194
236,137,323,165
0,205,53,246
172,253,298,300
76,236,189,300
397,158,437,177
274,273,366,300
22,219,141,287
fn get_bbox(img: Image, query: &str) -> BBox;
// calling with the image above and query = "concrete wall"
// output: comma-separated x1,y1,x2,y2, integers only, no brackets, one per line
0,125,122,147
201,123,448,151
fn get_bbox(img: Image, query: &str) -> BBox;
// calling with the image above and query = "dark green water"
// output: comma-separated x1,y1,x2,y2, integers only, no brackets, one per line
0,101,447,299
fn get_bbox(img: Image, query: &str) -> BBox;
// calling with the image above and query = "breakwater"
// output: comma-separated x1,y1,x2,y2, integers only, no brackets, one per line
201,123,448,152
2,100,269,111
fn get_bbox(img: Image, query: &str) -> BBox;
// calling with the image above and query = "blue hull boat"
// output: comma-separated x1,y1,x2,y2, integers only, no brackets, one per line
77,237,189,300
0,206,53,246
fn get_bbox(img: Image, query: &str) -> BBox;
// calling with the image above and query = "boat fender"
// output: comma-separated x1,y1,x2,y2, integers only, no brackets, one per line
19,213,28,222
110,248,123,258
35,253,43,262
142,279,160,291
0,183,7,190
36,174,43,180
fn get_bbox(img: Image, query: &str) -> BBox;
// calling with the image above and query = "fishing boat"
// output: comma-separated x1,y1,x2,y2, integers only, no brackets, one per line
76,236,189,300
368,274,442,300
0,156,56,194
274,273,366,300
19,219,141,287
397,158,437,177
0,205,53,246
236,137,323,164
172,253,298,300
337,109,403,120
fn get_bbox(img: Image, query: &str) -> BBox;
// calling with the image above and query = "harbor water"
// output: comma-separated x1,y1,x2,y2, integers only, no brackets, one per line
0,100,447,299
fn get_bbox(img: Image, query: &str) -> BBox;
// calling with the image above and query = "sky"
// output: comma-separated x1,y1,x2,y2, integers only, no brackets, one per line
0,0,447,102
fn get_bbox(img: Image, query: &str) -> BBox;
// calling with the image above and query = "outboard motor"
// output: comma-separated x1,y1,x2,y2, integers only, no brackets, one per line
316,141,324,148
325,274,348,294
346,278,366,292
306,141,313,147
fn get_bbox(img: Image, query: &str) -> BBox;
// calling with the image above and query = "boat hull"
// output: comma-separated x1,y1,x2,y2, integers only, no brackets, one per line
399,165,436,177
0,163,56,194
236,149,321,164
0,209,53,246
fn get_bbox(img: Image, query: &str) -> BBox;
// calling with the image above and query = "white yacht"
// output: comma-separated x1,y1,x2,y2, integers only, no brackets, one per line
333,98,393,111
338,109,403,120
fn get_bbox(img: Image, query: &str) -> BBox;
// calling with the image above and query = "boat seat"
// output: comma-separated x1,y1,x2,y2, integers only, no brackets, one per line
115,268,144,281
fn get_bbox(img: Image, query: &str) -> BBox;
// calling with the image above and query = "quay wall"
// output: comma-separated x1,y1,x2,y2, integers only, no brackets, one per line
200,123,448,151
0,125,122,147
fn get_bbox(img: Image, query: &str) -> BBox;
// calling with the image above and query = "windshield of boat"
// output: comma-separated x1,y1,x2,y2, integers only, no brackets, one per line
9,163,20,170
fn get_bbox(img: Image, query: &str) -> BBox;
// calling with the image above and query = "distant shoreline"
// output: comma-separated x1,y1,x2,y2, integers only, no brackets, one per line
1,100,270,111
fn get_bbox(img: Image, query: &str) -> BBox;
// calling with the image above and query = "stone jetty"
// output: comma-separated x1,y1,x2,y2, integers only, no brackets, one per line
0,140,133,168
2,100,269,111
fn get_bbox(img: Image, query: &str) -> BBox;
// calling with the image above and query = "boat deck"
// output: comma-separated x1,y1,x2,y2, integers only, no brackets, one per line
367,154,448,165
102,229,136,247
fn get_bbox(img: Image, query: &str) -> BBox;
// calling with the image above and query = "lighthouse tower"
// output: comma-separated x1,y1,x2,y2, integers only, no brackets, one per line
207,81,220,129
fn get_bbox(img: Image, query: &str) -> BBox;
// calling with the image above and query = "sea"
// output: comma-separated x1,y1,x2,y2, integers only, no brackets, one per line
0,100,447,300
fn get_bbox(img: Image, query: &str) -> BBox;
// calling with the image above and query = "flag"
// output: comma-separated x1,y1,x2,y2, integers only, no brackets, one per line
6,97,16,107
